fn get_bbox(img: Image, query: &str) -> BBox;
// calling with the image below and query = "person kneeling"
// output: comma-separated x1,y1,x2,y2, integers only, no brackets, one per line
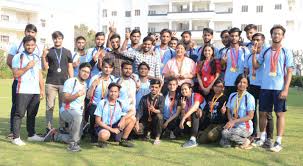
94,83,135,148
219,74,255,149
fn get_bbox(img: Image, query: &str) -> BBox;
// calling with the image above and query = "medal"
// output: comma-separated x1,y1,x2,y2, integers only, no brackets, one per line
230,67,236,72
252,75,256,80
269,72,277,77
57,68,61,72
54,47,63,73
203,77,208,82
186,121,191,127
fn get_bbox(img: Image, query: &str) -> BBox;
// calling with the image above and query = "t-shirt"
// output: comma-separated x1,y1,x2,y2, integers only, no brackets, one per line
196,59,221,88
115,76,138,110
244,53,263,86
202,93,228,124
9,41,42,57
46,47,72,85
257,47,294,90
162,57,196,86
60,77,87,115
12,51,41,94
163,93,178,120
94,98,130,126
224,47,250,86
72,51,87,76
154,46,176,72
136,79,150,110
178,93,205,113
227,91,255,133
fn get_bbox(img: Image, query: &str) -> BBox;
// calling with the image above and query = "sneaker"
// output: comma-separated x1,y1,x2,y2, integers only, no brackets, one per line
251,139,264,147
169,131,176,139
153,139,161,145
44,128,57,142
119,139,134,147
27,134,44,142
240,139,253,150
262,139,273,149
270,142,283,152
12,137,26,146
97,141,108,148
67,142,81,152
182,140,198,148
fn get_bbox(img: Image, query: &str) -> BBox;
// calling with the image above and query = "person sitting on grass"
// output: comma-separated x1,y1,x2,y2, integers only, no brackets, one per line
94,83,136,148
179,82,206,148
219,74,255,149
135,79,164,145
197,79,228,144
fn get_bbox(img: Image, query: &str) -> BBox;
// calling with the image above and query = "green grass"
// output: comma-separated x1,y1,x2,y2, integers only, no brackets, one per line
0,79,303,166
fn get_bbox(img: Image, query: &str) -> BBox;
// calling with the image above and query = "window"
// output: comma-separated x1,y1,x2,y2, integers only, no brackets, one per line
135,10,140,16
0,35,9,42
148,27,156,32
241,24,247,31
112,11,117,16
40,19,46,27
257,25,262,31
275,4,282,10
125,27,131,32
125,11,131,17
241,5,248,12
228,8,233,13
134,27,140,31
148,10,156,15
102,9,107,17
102,25,107,34
1,15,9,21
256,5,263,13
40,38,46,44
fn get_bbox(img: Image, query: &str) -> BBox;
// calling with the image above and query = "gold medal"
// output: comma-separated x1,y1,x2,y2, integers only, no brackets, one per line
252,75,256,80
186,121,191,127
230,67,236,72
269,72,277,77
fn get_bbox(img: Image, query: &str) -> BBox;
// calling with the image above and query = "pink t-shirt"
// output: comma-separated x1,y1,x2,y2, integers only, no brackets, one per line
162,57,196,86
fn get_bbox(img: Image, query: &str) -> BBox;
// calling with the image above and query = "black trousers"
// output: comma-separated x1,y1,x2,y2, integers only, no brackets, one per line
10,80,18,132
141,113,163,138
13,93,40,138
87,103,97,140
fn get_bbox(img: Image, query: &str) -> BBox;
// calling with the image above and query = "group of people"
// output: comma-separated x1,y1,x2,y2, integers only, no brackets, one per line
6,23,293,153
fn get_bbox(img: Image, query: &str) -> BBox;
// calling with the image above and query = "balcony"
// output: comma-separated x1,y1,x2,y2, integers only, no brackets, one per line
167,10,214,20
0,21,27,31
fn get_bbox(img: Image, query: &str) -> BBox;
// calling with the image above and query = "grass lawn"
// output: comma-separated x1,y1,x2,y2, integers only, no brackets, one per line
0,79,302,166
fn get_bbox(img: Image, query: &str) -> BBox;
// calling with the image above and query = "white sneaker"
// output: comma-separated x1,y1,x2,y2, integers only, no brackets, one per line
251,139,264,147
270,142,283,152
12,137,26,146
169,131,176,139
27,134,44,142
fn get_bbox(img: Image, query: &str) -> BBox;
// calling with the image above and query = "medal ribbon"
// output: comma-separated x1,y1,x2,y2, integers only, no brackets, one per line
230,48,239,69
270,47,281,73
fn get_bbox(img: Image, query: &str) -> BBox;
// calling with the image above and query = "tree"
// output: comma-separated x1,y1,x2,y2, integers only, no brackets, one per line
74,24,96,49
293,49,303,76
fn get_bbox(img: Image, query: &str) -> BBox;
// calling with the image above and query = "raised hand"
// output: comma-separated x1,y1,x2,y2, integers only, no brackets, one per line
109,21,117,33
27,60,36,69
252,42,258,55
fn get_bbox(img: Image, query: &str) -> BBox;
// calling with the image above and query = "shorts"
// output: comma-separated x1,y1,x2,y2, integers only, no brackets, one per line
259,89,286,113
95,120,123,141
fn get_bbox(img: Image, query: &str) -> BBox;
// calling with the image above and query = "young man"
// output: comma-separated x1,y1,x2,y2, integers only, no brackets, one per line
42,31,74,133
252,25,294,152
86,58,115,142
168,37,179,50
154,29,175,71
196,28,219,61
103,34,133,77
122,36,161,79
11,36,45,145
179,82,205,148
180,30,198,62
221,27,250,97
218,30,230,79
136,79,164,145
49,63,91,152
72,36,87,76
86,32,110,77
122,29,141,51
6,24,40,138
162,77,180,139
94,83,136,148
244,24,257,50
136,62,151,110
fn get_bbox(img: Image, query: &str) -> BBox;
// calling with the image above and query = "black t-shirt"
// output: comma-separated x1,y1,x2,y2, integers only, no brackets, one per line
46,47,72,85
202,94,228,124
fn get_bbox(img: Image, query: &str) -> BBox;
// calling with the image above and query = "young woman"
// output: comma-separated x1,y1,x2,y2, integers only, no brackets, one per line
196,45,221,97
220,74,255,149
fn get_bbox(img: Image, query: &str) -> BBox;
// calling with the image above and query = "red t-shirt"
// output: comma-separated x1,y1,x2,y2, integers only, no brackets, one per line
196,59,221,88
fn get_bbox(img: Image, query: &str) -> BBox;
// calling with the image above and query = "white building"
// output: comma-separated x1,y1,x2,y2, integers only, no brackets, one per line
0,0,75,53
97,0,301,48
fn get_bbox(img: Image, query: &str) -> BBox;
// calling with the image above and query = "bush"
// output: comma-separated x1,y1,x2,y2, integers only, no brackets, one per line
291,75,303,87
0,50,13,79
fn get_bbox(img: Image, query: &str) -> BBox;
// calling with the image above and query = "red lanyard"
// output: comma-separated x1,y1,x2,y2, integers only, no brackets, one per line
270,47,281,73
109,102,117,127
230,48,239,68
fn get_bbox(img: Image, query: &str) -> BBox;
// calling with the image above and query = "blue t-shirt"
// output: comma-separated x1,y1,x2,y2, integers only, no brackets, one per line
244,53,263,86
12,51,41,94
135,80,150,110
86,47,111,77
72,51,88,76
94,98,130,126
60,77,87,115
88,73,115,105
224,47,250,86
227,91,255,133
257,47,294,90
163,94,178,120
154,46,176,72
9,41,41,57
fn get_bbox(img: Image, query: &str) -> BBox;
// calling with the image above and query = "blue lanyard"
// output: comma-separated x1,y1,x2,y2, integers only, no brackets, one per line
54,47,63,67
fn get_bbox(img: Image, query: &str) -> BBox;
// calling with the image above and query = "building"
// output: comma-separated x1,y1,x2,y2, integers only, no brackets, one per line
97,0,301,48
0,0,75,53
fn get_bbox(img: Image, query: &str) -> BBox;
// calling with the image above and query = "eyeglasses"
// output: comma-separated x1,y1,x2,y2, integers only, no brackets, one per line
80,69,90,74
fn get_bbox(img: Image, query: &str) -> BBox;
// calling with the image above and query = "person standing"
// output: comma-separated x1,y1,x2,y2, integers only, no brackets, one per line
42,31,73,133
72,36,87,76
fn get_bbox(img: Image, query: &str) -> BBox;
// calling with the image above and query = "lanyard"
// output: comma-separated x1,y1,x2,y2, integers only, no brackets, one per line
54,47,63,68
233,92,245,119
230,47,239,68
270,47,281,73
175,58,184,74
210,93,223,113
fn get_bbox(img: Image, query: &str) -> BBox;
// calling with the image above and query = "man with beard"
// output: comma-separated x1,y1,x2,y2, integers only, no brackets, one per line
196,28,220,61
122,29,141,51
180,30,198,62
72,36,87,76
122,36,161,79
244,24,257,50
103,34,133,77
221,27,250,97
252,25,294,152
